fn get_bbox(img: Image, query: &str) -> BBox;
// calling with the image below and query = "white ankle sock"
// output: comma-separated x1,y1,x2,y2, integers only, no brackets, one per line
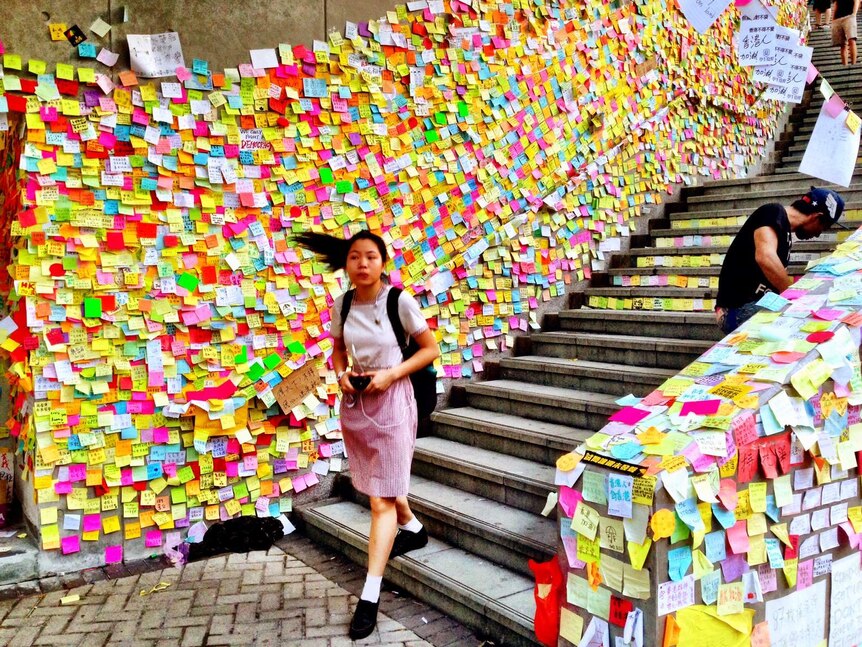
360,574,383,602
399,517,423,533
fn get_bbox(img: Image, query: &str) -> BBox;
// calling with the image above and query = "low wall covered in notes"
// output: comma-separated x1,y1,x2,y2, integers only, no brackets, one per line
0,0,807,563
557,230,862,645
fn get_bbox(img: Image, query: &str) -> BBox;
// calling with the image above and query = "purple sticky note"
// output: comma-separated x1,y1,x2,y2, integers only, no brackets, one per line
720,553,749,582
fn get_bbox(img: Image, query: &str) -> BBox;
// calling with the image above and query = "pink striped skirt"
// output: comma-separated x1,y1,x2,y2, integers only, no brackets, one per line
340,376,418,498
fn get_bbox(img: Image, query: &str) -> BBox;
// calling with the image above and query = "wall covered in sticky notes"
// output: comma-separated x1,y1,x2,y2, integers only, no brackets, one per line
0,0,806,558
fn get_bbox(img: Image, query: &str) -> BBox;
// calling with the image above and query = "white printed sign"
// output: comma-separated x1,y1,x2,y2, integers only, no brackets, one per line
765,579,826,647
829,553,862,647
677,0,734,34
799,106,862,188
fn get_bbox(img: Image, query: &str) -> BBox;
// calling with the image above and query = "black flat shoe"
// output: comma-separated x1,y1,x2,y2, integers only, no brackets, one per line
349,599,379,640
390,527,429,559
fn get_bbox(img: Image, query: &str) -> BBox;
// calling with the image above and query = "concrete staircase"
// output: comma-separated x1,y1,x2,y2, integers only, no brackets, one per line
298,20,862,646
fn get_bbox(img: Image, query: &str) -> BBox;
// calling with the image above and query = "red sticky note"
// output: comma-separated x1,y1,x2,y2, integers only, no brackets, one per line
737,443,759,484
732,412,757,446
609,596,633,628
106,231,125,250
806,331,834,343
18,209,37,228
137,222,158,238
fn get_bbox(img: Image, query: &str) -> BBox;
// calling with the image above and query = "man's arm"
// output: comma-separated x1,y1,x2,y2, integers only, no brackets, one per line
753,226,793,293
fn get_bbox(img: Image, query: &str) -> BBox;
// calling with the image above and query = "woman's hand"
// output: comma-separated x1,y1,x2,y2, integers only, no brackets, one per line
339,371,358,395
364,368,398,394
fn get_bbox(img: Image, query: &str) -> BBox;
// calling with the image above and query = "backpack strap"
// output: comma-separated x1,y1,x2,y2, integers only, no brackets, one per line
339,289,355,333
386,287,408,352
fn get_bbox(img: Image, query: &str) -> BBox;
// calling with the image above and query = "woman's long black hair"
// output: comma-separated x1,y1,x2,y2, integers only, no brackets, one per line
292,230,389,271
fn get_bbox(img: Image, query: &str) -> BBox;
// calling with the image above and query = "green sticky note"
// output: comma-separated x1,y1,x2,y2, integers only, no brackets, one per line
83,297,102,318
319,168,334,184
264,353,281,369
458,102,468,117
170,487,187,504
287,341,306,354
234,346,248,364
233,482,249,499
335,180,353,194
177,272,199,291
425,130,440,143
247,364,265,381
434,112,447,125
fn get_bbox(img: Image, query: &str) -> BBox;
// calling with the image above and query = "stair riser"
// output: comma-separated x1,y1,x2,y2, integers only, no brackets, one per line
559,316,722,341
345,486,553,578
432,420,569,465
688,191,862,212
300,517,540,647
464,390,611,430
532,339,700,370
411,455,550,514
497,365,662,396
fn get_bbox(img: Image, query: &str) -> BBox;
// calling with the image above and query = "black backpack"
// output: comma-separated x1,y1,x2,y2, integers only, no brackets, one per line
341,287,437,419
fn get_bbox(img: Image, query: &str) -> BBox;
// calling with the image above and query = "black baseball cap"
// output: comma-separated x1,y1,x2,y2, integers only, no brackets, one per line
802,187,846,228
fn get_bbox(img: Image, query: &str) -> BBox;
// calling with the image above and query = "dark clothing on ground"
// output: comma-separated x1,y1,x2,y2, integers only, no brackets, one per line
716,204,792,309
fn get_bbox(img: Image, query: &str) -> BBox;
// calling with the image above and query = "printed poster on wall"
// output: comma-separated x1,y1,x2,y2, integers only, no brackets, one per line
829,553,862,647
765,579,826,647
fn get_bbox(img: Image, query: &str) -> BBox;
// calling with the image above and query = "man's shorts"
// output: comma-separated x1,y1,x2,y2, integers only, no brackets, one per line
833,15,858,47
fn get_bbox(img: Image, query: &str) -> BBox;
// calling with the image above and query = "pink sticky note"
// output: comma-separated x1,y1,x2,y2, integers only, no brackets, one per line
727,520,750,555
718,479,739,511
145,530,163,547
0,39,5,54
824,94,846,119
83,514,101,532
679,399,721,416
797,559,813,590
609,406,651,425
61,536,81,554
176,66,192,81
813,308,845,321
559,486,583,518
105,545,123,564
806,63,819,84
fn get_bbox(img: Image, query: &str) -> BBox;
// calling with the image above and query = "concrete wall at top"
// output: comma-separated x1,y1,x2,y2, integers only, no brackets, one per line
0,0,397,75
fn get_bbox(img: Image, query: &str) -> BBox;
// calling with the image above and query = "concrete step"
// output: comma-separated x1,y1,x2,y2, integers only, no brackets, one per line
342,473,557,578
684,171,862,196
495,355,675,395
412,436,557,515
667,205,862,227
463,378,618,430
531,331,711,368
585,293,716,312
779,152,862,167
300,500,539,647
431,406,591,465
558,308,722,341
624,239,833,257
585,286,716,300
686,187,862,211
610,273,719,289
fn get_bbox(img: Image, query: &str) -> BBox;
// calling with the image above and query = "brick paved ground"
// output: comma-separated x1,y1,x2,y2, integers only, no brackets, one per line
0,535,483,647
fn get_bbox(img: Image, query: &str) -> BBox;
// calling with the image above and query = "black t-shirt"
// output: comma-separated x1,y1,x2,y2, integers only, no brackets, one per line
716,204,792,309
833,0,856,20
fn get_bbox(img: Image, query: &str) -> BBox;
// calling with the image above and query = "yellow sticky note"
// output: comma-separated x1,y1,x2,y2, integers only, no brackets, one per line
748,482,767,513
571,502,599,541
56,63,75,81
849,507,862,534
78,67,96,83
28,59,47,74
559,607,583,644
717,582,745,616
3,54,22,70
627,537,652,570
676,605,754,647
847,111,861,135
49,23,68,41
102,516,121,534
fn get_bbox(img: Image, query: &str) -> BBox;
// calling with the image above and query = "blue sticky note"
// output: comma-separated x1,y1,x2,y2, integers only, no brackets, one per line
711,503,737,529
667,546,692,582
78,42,97,58
704,530,727,563
764,495,781,523
192,58,208,75
759,403,785,435
701,570,721,605
675,498,705,533
756,291,790,312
